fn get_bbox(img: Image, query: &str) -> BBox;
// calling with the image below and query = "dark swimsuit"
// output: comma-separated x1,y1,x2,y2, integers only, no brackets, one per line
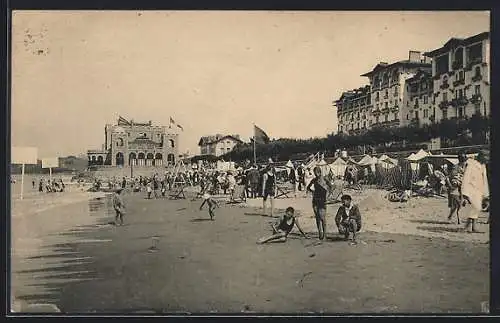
311,178,328,209
277,216,295,235
263,173,275,199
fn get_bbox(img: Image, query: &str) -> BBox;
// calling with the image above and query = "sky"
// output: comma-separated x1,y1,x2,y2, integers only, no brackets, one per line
11,11,489,159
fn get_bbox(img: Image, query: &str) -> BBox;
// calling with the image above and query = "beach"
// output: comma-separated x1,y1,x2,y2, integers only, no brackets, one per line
10,188,489,314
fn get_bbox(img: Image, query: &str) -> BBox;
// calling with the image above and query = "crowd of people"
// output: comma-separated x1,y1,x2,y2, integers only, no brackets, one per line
33,177,66,193
104,149,490,244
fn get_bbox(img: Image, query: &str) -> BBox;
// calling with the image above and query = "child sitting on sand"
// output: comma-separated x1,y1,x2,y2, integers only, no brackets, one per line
335,195,362,244
257,207,309,244
199,193,219,221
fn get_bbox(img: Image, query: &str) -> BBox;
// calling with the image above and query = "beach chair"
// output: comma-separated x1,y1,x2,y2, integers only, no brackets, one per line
170,184,187,200
275,183,292,199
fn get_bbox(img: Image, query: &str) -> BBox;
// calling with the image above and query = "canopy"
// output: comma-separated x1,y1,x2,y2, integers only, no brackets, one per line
357,155,373,166
407,149,430,162
378,154,390,161
329,157,348,178
285,160,294,168
317,158,328,166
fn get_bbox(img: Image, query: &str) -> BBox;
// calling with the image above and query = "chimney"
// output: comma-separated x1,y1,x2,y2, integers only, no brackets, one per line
409,50,421,63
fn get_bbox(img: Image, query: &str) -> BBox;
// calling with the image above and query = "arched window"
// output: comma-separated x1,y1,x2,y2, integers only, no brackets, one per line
167,153,175,165
129,152,137,166
116,152,124,166
169,139,175,148
138,152,145,166
154,153,163,167
116,138,124,147
97,156,104,165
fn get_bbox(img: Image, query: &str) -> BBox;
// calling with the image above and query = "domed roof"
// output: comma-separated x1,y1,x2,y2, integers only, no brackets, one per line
113,126,126,134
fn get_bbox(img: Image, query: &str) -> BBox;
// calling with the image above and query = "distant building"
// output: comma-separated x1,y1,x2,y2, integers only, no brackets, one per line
334,50,431,134
87,116,179,167
334,85,371,135
198,134,243,157
360,50,432,129
424,31,490,121
401,69,434,127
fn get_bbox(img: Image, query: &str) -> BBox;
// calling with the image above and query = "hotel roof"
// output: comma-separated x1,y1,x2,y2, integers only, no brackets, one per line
361,60,431,77
423,32,489,58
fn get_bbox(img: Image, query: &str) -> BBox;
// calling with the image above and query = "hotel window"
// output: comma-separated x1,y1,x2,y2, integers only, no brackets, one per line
442,92,448,102
369,120,372,126
475,85,481,95
394,86,398,96
356,123,359,129
474,66,481,77
351,124,354,130
423,95,428,104
442,108,448,119
375,116,379,123
459,71,465,81
415,111,419,119
407,114,409,120
458,89,463,98
227,147,231,151
415,98,419,106
475,103,481,115
384,114,389,122
385,102,388,109
384,89,388,98
424,109,428,118
340,126,343,132
393,113,398,120
436,54,449,75
375,92,379,100
458,107,464,118
363,121,366,128
466,43,483,64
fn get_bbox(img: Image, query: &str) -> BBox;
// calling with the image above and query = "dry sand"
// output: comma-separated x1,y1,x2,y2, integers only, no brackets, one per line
244,188,489,244
10,189,489,314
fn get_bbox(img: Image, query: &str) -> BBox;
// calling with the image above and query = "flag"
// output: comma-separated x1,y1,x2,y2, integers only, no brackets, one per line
254,125,270,144
118,116,131,126
177,124,184,131
169,117,175,129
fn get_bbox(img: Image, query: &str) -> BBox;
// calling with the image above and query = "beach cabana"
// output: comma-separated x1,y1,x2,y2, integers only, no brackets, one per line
329,157,348,178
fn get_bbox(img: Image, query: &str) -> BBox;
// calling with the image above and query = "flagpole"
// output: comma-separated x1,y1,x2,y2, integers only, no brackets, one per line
253,124,257,165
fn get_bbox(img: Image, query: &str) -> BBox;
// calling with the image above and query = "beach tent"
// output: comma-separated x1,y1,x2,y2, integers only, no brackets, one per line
329,157,348,178
357,155,373,166
408,149,430,162
285,160,294,168
378,154,390,161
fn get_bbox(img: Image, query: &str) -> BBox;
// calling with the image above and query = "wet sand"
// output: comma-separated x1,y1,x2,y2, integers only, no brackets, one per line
10,190,489,314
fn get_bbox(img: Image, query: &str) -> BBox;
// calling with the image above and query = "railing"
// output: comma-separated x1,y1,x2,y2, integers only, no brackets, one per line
472,74,483,82
451,97,469,107
439,101,450,109
470,94,482,104
440,82,450,90
453,79,465,87
452,60,463,71
465,58,483,70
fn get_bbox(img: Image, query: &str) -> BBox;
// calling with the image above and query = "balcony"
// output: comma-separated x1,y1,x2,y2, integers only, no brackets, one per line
372,109,381,116
439,101,450,109
410,118,420,126
390,105,399,112
452,60,463,71
440,82,450,90
451,97,469,107
472,74,483,82
465,58,483,70
381,107,389,113
470,94,483,104
375,96,380,102
453,79,465,87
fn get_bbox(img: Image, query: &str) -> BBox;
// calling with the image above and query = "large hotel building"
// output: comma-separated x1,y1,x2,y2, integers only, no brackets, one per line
334,31,490,135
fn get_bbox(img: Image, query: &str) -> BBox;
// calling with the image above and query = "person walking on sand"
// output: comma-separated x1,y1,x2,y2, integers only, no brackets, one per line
200,193,219,221
262,164,277,217
113,188,126,226
307,166,334,241
257,207,309,244
461,151,489,233
335,194,362,244
32,178,35,189
447,152,468,224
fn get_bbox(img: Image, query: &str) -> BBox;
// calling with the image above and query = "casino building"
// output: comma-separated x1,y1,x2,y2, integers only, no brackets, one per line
87,116,179,167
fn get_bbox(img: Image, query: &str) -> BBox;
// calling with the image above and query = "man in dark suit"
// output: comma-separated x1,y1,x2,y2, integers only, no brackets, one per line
335,194,362,244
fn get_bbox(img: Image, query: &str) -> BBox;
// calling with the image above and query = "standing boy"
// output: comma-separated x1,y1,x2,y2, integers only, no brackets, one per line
307,166,334,240
113,188,126,226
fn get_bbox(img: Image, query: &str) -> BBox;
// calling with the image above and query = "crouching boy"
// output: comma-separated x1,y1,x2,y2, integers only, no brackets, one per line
335,195,362,244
